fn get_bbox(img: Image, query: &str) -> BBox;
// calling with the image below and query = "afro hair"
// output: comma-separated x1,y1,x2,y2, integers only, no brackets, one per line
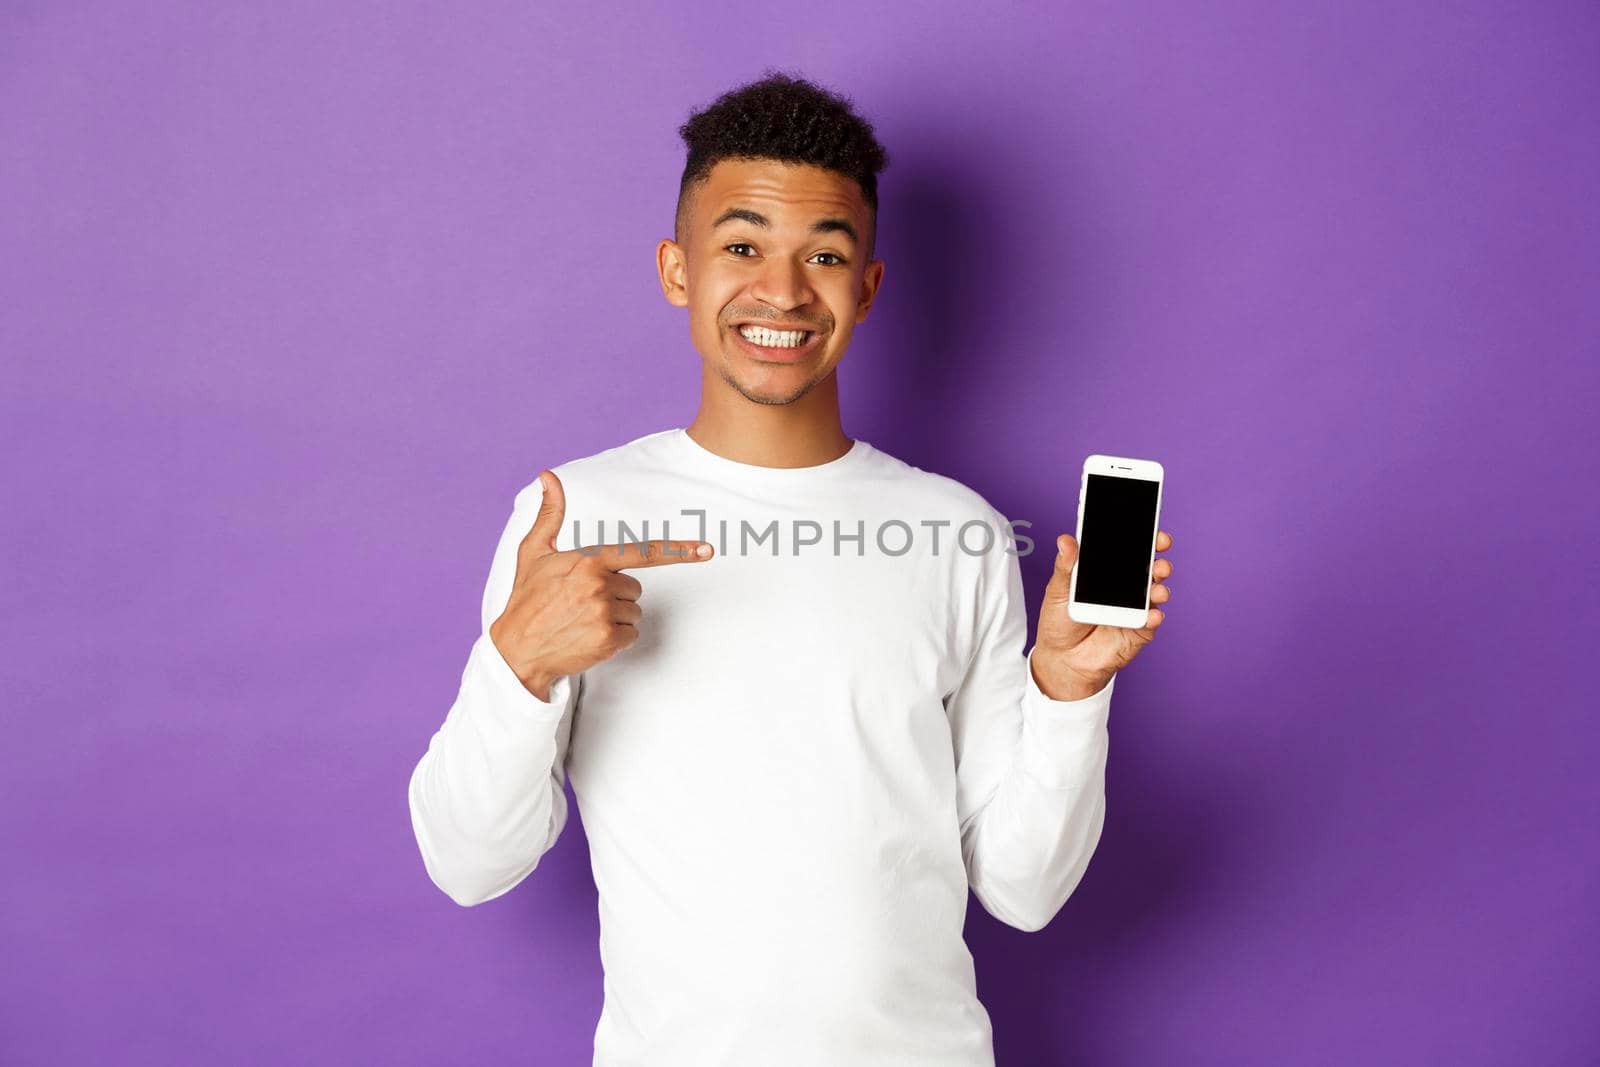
675,70,890,255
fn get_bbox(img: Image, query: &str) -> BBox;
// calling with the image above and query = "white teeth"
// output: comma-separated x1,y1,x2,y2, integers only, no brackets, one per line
738,324,811,348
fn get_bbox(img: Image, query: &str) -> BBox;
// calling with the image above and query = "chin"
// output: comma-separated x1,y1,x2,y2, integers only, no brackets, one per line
752,391,812,407
735,382,817,406
721,368,822,407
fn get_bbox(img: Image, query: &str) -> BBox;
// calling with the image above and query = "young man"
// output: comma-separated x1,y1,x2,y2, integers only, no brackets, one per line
408,72,1174,1066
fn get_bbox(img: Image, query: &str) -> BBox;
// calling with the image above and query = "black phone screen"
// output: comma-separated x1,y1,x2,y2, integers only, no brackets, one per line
1074,474,1161,609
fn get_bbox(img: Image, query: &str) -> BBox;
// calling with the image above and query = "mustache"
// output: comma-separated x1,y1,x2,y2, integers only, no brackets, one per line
724,310,831,330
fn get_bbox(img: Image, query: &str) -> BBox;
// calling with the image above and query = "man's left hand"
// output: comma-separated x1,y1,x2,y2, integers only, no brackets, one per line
1030,530,1173,701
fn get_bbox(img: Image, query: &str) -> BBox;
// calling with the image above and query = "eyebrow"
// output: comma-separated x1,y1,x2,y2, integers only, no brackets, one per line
711,207,858,246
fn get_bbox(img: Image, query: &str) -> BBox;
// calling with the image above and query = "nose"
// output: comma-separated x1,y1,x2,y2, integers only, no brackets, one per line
749,254,814,312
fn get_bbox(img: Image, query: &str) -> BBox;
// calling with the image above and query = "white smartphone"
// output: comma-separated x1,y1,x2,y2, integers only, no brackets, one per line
1067,454,1165,628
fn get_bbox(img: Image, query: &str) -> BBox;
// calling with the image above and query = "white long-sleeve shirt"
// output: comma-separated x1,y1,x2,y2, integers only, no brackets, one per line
408,427,1115,1066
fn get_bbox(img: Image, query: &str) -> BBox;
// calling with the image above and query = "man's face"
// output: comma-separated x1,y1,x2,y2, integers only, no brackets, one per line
658,158,885,406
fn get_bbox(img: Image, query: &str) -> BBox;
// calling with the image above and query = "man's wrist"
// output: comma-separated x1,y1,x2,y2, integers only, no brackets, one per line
489,623,556,702
1030,650,1112,703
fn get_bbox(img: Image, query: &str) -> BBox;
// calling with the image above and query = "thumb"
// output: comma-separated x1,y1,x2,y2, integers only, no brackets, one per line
1042,534,1079,604
1038,533,1095,650
523,469,566,556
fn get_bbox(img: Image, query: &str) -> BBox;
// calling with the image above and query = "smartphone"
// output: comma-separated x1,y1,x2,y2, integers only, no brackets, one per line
1068,454,1165,628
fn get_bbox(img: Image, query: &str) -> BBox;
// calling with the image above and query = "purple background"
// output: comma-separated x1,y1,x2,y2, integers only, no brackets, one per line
3,2,1596,1064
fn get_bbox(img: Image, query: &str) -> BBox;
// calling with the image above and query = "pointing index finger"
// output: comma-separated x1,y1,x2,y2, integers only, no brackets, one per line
587,540,716,570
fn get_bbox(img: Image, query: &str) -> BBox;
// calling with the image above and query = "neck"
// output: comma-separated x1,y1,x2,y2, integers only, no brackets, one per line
685,369,852,468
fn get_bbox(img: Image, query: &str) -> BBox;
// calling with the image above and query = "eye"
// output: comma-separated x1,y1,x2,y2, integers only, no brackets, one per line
725,243,756,257
812,252,847,266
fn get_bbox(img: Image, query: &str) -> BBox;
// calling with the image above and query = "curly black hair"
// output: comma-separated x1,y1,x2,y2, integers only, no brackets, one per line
675,70,890,256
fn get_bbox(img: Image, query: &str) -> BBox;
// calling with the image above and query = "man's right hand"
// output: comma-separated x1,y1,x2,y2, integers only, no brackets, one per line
488,469,715,701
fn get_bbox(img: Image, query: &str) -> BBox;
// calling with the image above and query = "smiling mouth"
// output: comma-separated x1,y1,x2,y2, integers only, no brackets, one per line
733,323,816,349
728,322,825,363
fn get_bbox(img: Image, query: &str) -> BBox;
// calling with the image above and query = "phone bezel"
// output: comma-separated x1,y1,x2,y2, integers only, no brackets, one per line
1067,453,1165,629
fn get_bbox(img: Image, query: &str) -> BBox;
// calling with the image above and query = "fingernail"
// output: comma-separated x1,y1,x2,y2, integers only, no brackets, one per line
696,543,713,558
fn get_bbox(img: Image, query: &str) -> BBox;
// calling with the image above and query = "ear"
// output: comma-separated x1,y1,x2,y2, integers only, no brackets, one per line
854,257,885,324
657,238,689,308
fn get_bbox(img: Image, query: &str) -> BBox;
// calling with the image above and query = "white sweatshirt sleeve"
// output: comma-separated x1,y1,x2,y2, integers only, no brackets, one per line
407,478,582,907
944,511,1115,933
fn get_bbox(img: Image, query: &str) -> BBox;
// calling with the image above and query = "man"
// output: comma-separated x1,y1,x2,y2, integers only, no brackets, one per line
408,71,1173,1066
